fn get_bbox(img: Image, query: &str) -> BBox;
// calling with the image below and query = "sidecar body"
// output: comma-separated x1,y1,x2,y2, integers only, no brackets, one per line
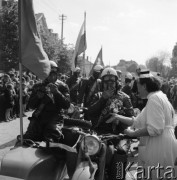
0,145,66,180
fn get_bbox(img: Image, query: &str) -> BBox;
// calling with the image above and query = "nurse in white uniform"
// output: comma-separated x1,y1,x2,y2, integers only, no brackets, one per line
106,70,177,180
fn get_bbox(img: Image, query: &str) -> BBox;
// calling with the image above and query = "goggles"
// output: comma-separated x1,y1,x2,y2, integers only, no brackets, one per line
103,75,116,83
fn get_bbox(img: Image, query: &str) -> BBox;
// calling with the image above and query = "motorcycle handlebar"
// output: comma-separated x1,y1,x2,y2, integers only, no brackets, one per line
99,133,138,141
62,128,138,141
63,127,88,136
119,134,138,140
63,117,92,129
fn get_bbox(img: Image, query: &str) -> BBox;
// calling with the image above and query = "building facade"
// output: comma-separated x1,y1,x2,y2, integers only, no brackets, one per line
77,56,93,77
35,13,59,43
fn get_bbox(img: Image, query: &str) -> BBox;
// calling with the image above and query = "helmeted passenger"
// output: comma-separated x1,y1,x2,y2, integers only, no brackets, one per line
66,67,82,104
78,64,103,108
24,61,70,142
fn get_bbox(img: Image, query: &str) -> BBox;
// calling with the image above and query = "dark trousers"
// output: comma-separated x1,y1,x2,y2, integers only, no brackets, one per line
24,116,63,142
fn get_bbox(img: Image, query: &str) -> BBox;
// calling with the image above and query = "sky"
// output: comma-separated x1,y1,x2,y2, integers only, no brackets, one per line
33,0,177,66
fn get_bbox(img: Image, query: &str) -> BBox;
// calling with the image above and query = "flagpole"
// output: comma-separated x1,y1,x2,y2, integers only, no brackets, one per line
102,45,103,66
82,11,86,77
18,0,24,145
89,57,91,72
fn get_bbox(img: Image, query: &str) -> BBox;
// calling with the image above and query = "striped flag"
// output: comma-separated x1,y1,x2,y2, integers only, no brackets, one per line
89,47,104,76
71,20,87,71
21,0,50,80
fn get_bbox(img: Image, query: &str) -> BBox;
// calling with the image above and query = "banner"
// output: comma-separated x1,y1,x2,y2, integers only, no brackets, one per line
71,20,87,71
89,47,104,76
21,0,50,80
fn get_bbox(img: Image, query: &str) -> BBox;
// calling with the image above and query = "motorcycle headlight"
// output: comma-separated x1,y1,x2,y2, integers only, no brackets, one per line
80,135,101,156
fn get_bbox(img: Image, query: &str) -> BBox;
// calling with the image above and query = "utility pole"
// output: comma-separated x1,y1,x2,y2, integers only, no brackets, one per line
59,14,67,46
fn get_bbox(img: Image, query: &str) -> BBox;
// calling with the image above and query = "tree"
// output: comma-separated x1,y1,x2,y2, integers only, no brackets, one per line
146,57,159,72
157,51,171,77
146,51,171,77
39,28,60,61
0,0,19,71
171,43,177,77
57,44,74,74
0,1,72,73
126,63,138,72
41,33,56,60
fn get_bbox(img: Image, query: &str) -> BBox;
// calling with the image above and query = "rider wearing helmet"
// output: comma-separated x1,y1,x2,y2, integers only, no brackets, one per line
122,72,133,96
93,64,104,72
116,69,122,79
66,67,82,104
24,60,70,142
49,60,58,71
122,72,138,108
24,62,80,179
78,64,103,108
87,67,134,133
87,67,134,179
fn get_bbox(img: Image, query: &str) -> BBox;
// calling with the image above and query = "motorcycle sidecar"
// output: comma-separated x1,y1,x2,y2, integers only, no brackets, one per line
0,145,67,180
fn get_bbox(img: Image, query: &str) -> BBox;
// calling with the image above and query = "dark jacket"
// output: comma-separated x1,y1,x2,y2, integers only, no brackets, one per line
78,76,102,107
25,80,70,142
87,90,134,134
66,75,81,104
28,80,70,122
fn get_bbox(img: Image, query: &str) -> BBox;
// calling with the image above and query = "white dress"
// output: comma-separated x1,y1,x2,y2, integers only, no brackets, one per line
133,91,177,180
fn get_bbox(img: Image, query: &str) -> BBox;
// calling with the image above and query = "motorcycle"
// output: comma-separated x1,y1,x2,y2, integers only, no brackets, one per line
0,107,92,180
69,128,137,180
0,103,137,180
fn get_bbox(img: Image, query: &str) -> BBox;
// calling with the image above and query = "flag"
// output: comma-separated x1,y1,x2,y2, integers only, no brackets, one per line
71,20,87,71
89,47,104,76
21,0,51,80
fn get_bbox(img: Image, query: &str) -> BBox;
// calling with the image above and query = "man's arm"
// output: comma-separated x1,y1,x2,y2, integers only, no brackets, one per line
77,78,88,105
66,76,72,89
122,93,134,117
51,82,70,109
87,95,107,117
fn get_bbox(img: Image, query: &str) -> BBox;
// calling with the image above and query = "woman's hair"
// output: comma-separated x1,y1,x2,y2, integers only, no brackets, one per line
138,76,162,93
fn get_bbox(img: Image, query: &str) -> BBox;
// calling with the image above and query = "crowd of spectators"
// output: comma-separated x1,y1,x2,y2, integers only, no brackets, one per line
123,72,177,112
0,69,71,122
161,77,177,111
0,68,177,122
0,70,39,122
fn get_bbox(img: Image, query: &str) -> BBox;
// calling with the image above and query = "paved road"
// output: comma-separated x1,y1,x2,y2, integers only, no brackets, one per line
0,112,31,158
0,112,31,180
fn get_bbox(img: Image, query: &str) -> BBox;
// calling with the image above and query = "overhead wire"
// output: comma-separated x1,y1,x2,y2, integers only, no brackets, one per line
43,0,61,15
47,0,62,13
34,0,61,35
34,0,77,46
35,0,60,16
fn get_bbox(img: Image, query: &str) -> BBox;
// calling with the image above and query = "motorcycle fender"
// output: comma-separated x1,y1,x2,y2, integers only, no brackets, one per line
71,161,98,180
0,146,65,180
